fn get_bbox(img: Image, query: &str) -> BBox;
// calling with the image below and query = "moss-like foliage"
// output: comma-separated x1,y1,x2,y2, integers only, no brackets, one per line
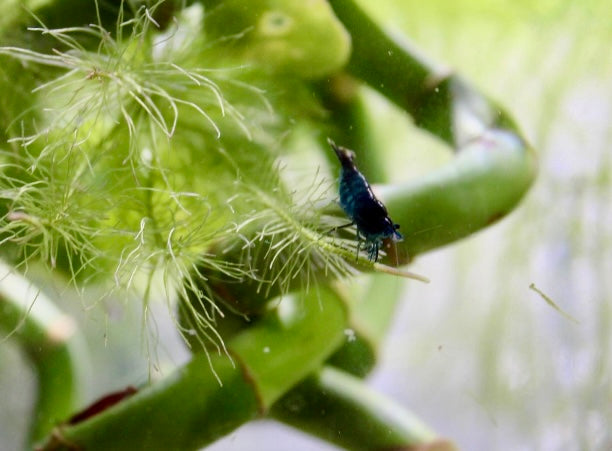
0,1,354,352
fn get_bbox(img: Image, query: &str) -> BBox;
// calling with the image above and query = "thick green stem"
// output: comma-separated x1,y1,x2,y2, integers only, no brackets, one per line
328,0,500,146
0,261,86,446
328,0,434,129
319,81,391,184
272,366,457,451
326,273,405,378
39,286,349,450
326,0,537,262
44,356,259,451
381,128,536,257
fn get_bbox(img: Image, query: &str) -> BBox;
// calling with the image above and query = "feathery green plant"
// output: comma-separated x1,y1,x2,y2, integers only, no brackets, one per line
0,0,358,349
0,0,535,449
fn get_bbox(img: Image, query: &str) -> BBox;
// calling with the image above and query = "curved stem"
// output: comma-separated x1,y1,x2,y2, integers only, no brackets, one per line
38,286,348,450
328,0,537,263
272,366,457,451
380,128,536,258
0,260,86,446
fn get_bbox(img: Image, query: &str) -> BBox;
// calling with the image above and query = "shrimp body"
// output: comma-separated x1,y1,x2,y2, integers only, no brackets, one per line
329,139,403,261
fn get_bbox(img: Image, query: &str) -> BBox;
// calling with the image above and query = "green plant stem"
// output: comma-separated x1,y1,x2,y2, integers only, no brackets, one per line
380,128,536,257
0,260,86,446
45,356,258,451
326,0,537,262
328,0,433,128
328,0,492,145
39,286,349,450
272,366,457,451
320,82,390,184
326,273,404,378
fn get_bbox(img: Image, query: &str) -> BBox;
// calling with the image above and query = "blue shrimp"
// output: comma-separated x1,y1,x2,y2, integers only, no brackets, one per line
328,138,403,262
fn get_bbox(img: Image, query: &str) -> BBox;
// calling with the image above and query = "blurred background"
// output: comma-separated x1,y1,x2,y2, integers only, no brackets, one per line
2,0,611,450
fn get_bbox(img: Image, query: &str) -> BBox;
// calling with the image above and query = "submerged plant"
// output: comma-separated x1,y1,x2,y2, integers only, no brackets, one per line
1,0,352,337
0,0,536,450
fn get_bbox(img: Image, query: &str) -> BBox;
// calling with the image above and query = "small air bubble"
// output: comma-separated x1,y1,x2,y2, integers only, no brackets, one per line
344,328,356,342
